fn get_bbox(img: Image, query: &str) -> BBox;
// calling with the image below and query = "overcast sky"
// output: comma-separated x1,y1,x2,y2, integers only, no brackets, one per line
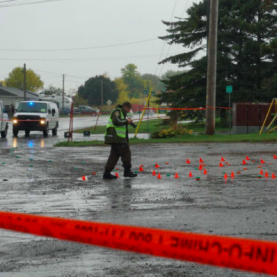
0,0,201,94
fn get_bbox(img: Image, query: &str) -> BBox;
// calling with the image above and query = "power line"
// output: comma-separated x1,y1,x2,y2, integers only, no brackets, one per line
154,0,178,76
0,38,158,52
0,0,61,8
0,52,175,62
157,0,190,78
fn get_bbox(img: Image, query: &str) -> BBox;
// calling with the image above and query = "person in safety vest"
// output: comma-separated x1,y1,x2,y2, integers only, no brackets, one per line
103,102,138,179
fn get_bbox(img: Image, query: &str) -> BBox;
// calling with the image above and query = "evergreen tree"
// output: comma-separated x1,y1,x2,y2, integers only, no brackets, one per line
158,0,277,121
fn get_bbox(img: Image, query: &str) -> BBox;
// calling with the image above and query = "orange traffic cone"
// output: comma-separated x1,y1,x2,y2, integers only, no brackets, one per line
260,170,264,175
186,159,191,164
82,175,87,181
139,166,144,172
203,169,207,175
274,155,277,160
224,173,228,179
231,172,235,178
219,162,224,167
242,160,247,165
115,172,119,178
265,171,269,178
199,165,203,170
152,170,156,176
261,159,266,164
189,171,193,177
155,163,160,168
157,173,162,179
272,173,276,179
199,158,204,163
246,156,250,161
174,172,179,179
221,157,225,162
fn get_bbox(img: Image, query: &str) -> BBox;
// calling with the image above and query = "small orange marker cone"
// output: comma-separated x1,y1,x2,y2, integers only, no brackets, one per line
231,172,235,178
174,172,179,179
260,170,264,175
242,160,247,165
152,170,156,176
189,171,193,177
157,173,162,179
139,166,144,172
274,155,277,160
92,172,96,175
219,162,224,167
199,165,203,170
186,159,191,164
115,172,119,178
221,157,225,162
258,165,262,168
155,163,160,168
199,158,204,163
224,173,228,179
246,156,250,161
265,171,269,178
203,169,207,175
261,159,266,164
165,162,169,165
272,173,276,179
82,175,87,181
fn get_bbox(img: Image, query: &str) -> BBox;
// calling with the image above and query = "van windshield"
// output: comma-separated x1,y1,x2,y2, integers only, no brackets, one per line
17,102,47,113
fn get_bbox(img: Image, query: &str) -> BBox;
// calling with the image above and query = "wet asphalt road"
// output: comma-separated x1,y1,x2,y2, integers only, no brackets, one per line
0,117,277,276
1,114,155,149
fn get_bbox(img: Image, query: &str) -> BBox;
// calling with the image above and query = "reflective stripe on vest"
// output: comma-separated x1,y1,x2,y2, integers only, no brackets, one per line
105,108,126,138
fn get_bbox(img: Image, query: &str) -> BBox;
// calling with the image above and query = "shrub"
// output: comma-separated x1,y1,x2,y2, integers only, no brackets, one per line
151,125,193,139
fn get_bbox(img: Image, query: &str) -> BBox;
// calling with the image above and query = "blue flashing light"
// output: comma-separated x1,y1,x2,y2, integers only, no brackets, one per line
29,102,34,106
28,141,34,148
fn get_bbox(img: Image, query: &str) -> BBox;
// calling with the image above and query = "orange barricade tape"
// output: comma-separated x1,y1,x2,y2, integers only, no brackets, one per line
136,106,231,112
0,211,276,276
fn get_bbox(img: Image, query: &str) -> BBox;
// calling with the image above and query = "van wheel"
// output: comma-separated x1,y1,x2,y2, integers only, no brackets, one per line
25,130,30,137
13,128,19,137
1,125,8,138
43,124,49,137
52,127,57,136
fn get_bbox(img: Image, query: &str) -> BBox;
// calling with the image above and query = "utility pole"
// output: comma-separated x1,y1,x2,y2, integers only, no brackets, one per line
205,0,219,135
62,74,65,111
23,64,26,101
101,79,103,107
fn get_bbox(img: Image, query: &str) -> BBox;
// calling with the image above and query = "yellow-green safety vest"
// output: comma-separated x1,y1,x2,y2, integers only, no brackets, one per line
105,108,126,138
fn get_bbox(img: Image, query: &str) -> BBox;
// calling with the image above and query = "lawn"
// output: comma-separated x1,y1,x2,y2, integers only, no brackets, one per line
74,118,229,135
55,132,277,147
74,119,168,134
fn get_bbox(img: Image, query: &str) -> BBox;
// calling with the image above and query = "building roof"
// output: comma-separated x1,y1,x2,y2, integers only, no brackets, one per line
0,86,39,99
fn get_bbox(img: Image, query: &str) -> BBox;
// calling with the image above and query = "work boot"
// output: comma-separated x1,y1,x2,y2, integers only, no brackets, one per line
103,170,117,180
124,167,137,178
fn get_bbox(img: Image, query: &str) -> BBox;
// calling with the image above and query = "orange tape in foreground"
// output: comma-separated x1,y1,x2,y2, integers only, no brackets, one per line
0,211,276,276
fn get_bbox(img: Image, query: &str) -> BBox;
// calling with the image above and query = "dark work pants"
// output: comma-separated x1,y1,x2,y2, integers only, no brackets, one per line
105,143,131,171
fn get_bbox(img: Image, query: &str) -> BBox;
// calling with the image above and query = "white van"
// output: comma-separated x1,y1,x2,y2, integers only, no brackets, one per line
0,100,9,138
13,101,59,137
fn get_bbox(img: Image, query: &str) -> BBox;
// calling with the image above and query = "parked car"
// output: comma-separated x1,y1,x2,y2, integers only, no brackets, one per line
59,107,71,115
78,106,99,116
0,101,9,138
13,101,59,137
73,107,81,114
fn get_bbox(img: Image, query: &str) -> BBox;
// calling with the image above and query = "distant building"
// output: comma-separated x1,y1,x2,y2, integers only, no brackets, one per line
0,83,39,108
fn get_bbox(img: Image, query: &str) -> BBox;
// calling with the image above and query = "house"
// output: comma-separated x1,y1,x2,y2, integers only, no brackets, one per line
0,83,39,109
